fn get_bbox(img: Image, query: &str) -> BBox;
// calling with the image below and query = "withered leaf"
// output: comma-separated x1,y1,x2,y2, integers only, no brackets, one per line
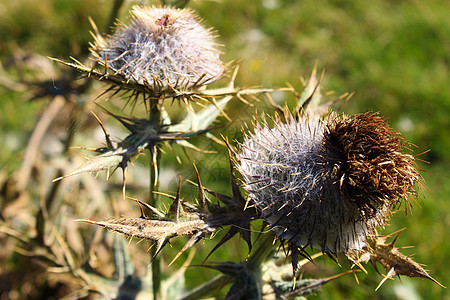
350,230,446,290
53,151,124,182
77,216,213,258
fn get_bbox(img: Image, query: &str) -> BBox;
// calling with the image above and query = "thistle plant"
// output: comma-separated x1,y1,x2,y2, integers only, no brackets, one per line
237,110,419,255
0,1,446,299
92,6,224,94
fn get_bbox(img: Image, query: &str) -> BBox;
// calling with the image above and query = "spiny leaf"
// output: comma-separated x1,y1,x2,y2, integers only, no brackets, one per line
168,96,232,134
175,140,217,153
167,177,183,223
191,157,255,261
226,147,248,211
76,217,210,241
353,230,446,290
76,216,213,263
225,268,261,300
49,57,160,96
199,238,275,300
193,163,208,212
51,57,291,102
203,227,241,263
53,151,124,182
197,86,292,99
296,66,323,114
54,108,171,186
169,231,204,267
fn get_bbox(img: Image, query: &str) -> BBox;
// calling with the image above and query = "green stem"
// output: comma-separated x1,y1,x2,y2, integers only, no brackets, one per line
149,99,162,300
150,148,162,300
149,99,161,206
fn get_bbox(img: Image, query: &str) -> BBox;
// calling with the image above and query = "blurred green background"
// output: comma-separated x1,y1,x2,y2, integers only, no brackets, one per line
0,0,448,299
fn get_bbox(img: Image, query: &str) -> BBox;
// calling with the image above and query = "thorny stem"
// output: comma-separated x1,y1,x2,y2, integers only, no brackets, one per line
242,234,276,296
149,98,162,300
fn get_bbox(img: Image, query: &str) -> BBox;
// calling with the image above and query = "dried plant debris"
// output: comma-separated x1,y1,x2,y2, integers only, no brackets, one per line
348,229,445,290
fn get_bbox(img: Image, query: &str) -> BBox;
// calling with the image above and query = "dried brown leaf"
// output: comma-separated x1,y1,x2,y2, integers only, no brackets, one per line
350,230,446,290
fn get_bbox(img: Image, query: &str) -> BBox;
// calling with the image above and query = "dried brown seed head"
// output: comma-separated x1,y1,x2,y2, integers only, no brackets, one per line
238,111,422,254
324,111,419,220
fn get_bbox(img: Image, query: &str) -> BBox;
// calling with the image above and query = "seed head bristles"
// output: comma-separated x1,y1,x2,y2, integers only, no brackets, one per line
92,6,224,96
238,111,421,255
324,112,419,217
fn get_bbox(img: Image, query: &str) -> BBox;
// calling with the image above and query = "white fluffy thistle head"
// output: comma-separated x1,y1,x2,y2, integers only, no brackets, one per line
238,111,420,254
93,6,224,94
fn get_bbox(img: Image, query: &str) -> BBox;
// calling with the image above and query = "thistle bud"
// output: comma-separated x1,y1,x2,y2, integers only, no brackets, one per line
238,112,420,254
93,6,224,94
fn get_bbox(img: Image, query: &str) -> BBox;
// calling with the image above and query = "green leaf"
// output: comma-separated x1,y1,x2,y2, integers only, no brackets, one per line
168,95,232,135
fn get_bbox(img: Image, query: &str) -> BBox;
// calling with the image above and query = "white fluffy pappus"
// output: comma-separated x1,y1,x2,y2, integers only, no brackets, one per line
94,6,224,94
238,111,417,254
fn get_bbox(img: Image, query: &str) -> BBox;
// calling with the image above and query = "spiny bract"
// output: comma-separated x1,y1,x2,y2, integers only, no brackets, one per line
93,6,224,94
238,111,420,254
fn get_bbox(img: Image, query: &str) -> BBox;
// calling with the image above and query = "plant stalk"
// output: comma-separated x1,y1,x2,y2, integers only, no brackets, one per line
149,98,162,300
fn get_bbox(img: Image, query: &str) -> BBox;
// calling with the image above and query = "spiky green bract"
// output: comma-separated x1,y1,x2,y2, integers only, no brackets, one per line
198,236,274,300
347,229,445,290
238,111,420,256
93,6,224,95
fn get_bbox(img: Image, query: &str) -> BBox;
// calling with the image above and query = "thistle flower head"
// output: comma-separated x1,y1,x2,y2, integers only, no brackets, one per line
93,6,224,94
238,111,420,254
